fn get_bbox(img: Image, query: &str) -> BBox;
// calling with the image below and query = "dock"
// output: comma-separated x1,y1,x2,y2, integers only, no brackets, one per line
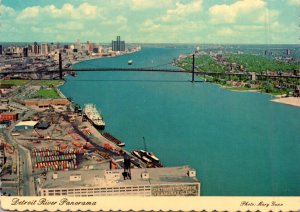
102,132,125,147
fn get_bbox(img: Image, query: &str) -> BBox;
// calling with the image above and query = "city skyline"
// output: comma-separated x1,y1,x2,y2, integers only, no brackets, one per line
0,0,299,44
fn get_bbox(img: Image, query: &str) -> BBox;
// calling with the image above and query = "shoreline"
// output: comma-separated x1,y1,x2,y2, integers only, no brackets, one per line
220,85,260,93
271,97,300,108
69,49,141,67
222,84,300,107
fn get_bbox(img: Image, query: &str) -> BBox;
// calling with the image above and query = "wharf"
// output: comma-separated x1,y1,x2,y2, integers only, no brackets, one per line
102,132,125,147
73,115,144,168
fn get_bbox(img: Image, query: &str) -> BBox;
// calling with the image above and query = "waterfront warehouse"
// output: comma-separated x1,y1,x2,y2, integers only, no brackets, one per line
38,166,200,196
15,121,38,131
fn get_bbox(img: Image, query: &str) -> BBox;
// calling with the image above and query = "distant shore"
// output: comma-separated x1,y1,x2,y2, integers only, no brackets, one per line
271,97,300,108
69,48,141,67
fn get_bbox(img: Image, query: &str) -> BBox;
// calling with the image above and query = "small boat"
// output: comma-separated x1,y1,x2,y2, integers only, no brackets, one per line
132,150,142,159
145,152,160,163
128,60,133,65
141,156,151,164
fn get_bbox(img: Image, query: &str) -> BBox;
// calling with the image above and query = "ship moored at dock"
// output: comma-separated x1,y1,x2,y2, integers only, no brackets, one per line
102,132,125,147
131,149,163,168
83,104,105,130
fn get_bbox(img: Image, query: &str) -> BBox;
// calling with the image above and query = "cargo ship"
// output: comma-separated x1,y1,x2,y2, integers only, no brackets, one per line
83,104,105,130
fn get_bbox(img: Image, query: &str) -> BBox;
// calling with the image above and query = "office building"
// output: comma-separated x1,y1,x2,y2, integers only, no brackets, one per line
49,43,57,52
23,47,28,57
38,166,200,196
40,43,48,55
112,36,125,51
75,40,81,51
33,42,39,54
0,45,2,55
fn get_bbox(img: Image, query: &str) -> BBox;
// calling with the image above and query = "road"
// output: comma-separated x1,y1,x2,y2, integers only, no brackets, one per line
3,102,37,196
18,145,36,196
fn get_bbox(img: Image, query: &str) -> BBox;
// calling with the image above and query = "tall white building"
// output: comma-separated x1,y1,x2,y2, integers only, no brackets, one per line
38,166,200,196
74,39,81,51
40,43,48,55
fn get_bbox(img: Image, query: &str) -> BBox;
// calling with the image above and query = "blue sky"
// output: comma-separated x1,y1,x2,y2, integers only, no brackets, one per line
0,0,299,43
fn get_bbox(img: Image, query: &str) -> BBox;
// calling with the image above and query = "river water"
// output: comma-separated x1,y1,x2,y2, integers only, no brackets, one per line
60,46,300,196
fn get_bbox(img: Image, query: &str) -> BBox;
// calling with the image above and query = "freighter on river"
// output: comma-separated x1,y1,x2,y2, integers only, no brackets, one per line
83,104,105,130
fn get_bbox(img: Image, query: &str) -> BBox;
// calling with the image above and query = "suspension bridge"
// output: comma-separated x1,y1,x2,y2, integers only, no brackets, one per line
1,53,299,81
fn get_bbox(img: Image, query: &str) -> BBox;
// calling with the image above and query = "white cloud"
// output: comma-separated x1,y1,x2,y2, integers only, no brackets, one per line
162,0,203,22
0,0,297,43
130,0,173,10
31,26,54,34
140,20,164,33
16,3,102,21
139,18,206,43
102,15,128,27
287,0,300,6
17,6,40,20
256,9,279,23
115,15,128,25
217,28,234,36
0,3,15,16
56,22,84,31
209,0,267,23
77,3,98,16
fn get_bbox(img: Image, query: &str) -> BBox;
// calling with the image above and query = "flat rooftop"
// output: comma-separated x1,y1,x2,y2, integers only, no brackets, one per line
40,166,199,189
15,121,38,126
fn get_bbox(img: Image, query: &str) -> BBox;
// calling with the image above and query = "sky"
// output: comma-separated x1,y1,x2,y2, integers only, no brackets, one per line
0,0,299,44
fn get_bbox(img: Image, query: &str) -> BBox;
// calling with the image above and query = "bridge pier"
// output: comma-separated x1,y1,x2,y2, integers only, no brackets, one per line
192,54,195,83
59,53,62,80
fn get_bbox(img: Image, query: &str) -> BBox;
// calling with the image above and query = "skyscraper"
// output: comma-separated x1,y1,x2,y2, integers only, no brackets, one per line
0,45,2,55
112,36,125,51
40,43,48,55
33,42,39,54
23,47,28,57
75,39,81,51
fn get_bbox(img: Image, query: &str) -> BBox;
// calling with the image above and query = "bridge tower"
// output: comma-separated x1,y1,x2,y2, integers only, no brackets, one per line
59,53,62,80
192,54,195,82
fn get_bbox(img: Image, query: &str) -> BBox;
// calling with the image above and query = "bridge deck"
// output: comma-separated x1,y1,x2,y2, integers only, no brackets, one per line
1,67,299,79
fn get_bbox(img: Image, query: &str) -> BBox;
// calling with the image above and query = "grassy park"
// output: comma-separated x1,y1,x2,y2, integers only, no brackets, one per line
224,54,300,72
33,88,61,99
0,79,29,86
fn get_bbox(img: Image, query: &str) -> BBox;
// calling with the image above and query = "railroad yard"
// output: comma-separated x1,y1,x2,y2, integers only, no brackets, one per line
0,81,164,196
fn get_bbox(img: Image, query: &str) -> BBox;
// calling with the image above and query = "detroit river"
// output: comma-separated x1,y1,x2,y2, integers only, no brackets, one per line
60,46,300,196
